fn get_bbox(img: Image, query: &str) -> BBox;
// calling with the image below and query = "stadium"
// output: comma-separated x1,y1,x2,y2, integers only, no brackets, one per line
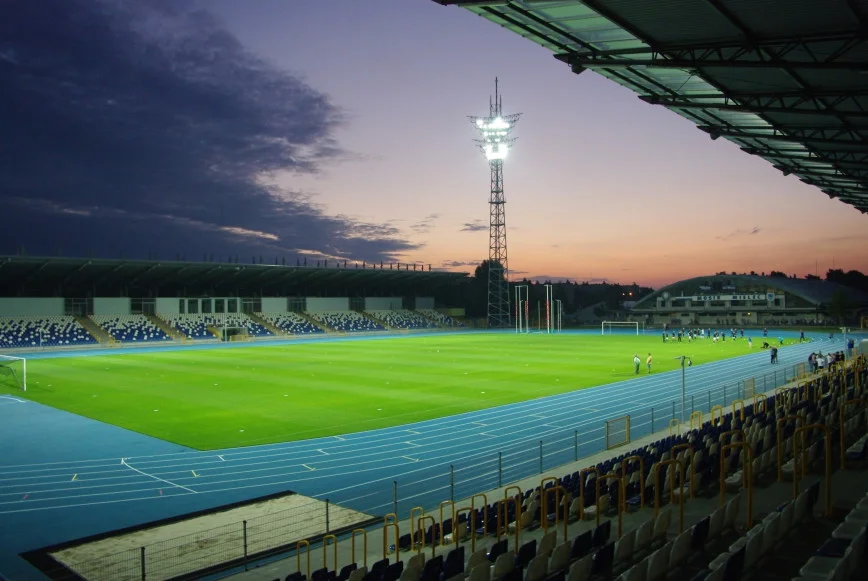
3,2,868,581
1,252,867,581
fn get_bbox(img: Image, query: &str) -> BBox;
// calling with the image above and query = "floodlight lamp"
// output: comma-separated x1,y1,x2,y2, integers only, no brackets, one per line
484,143,508,160
476,119,485,127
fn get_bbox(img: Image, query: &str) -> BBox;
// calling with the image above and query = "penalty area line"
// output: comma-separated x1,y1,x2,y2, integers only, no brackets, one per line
120,459,197,494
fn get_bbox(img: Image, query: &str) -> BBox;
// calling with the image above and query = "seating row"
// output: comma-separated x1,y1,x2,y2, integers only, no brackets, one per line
417,309,463,327
367,310,439,330
257,312,324,335
0,316,97,348
309,311,386,332
91,315,171,343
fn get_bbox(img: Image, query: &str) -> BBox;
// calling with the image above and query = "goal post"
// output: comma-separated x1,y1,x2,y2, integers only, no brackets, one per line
0,355,26,391
601,321,642,335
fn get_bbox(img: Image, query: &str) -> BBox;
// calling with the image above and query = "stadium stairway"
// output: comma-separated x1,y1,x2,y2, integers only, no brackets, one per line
75,316,114,345
303,312,337,332
364,312,393,330
145,314,185,341
417,311,446,328
247,312,285,336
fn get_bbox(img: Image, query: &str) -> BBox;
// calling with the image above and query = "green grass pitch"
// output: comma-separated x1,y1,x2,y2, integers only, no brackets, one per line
7,333,769,450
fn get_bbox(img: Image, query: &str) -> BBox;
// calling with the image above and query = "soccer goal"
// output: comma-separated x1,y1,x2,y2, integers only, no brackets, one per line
0,355,26,391
601,321,642,335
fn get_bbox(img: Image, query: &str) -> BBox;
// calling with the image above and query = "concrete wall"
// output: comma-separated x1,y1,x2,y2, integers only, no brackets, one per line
365,297,402,310
261,297,287,312
0,298,65,317
93,297,131,316
415,297,435,310
306,297,349,312
155,298,181,315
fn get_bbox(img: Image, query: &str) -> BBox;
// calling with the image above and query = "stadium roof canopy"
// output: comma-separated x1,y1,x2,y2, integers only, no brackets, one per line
0,256,469,298
633,274,868,309
434,0,868,213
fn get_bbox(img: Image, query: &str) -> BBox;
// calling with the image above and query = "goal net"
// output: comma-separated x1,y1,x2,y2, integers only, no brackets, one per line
601,321,642,335
0,355,26,391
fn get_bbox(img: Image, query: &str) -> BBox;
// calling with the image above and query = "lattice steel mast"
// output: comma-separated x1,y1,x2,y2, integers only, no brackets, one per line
470,78,521,328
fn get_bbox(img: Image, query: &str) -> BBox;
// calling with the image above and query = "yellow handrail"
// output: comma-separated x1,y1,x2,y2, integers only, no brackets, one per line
671,443,696,499
496,496,521,551
439,501,455,546
690,411,703,431
720,442,754,529
351,529,367,568
383,513,399,561
409,506,424,548
793,424,832,517
539,477,558,533
620,455,646,510
731,399,745,422
297,540,311,579
776,415,804,482
455,506,474,551
323,534,337,571
541,485,569,543
596,473,625,537
653,459,684,534
417,515,436,558
710,405,724,427
840,399,867,469
578,467,599,521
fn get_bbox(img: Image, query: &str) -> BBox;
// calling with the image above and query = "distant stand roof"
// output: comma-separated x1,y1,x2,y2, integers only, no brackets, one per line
0,256,468,298
633,274,868,308
435,0,868,213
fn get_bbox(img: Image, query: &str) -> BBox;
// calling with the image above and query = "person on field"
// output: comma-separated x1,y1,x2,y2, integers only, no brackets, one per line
646,353,653,374
633,354,641,374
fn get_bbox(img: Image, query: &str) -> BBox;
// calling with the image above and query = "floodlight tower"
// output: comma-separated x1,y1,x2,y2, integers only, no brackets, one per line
470,78,521,328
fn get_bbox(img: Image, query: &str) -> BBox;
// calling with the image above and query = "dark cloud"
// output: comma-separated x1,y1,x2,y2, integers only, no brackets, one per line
460,220,487,232
0,0,416,261
716,226,762,241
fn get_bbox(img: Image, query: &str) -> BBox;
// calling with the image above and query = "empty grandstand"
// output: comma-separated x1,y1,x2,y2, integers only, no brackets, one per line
309,311,387,333
159,314,214,340
418,308,464,327
256,312,324,335
91,314,171,343
0,316,96,349
366,309,439,330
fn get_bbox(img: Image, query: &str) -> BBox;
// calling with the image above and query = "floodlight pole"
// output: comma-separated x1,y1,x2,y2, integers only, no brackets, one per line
470,78,521,329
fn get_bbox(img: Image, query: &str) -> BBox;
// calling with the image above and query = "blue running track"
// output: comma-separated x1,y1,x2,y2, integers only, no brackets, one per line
0,329,857,579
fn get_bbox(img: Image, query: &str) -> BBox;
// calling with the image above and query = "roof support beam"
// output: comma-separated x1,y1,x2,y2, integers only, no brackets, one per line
699,125,868,144
561,31,863,59
639,95,868,118
741,147,868,165
558,55,868,71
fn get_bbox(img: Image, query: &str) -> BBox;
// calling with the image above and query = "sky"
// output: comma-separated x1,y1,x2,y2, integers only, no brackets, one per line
2,0,867,289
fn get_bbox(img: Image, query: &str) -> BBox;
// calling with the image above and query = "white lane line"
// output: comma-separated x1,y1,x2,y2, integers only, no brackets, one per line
120,459,196,494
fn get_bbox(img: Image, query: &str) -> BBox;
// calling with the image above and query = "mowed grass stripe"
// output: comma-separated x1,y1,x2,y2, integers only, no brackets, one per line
13,334,760,450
